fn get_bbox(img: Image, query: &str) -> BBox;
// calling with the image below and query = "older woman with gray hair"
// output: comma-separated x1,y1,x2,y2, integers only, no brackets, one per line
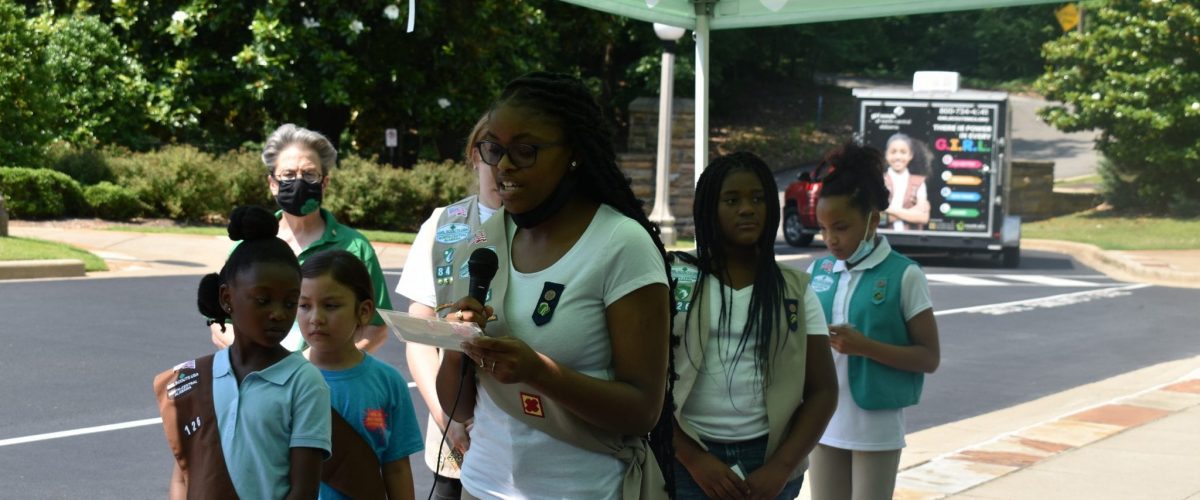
211,123,393,352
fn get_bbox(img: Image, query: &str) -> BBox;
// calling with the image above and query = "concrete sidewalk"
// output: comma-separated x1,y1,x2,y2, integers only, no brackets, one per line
3,224,411,279
792,355,1200,500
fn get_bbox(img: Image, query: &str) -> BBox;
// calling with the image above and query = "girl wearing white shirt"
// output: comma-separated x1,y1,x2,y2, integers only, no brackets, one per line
672,152,838,500
436,73,674,499
807,143,941,500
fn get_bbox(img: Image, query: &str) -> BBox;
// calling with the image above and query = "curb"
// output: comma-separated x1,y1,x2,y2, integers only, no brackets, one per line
1022,239,1200,289
0,259,86,280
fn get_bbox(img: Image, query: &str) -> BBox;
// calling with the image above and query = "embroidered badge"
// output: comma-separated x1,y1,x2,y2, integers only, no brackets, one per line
674,283,694,312
520,392,545,418
435,223,471,244
784,299,800,332
459,261,471,279
471,230,488,244
532,282,565,326
821,260,834,273
363,409,388,432
166,365,200,400
447,205,468,218
443,247,455,264
435,265,454,286
670,265,699,284
810,274,835,293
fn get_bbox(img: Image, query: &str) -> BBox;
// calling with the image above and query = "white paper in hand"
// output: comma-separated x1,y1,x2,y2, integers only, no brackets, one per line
377,308,482,351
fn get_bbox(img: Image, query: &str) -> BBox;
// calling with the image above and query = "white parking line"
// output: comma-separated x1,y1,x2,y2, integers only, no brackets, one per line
994,274,1103,287
0,382,420,448
926,274,1009,286
0,418,163,448
936,283,1152,317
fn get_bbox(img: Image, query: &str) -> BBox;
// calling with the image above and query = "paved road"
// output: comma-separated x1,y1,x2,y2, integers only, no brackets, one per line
3,252,1198,498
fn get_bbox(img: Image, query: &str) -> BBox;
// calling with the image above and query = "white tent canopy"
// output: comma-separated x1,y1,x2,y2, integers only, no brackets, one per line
560,0,1062,179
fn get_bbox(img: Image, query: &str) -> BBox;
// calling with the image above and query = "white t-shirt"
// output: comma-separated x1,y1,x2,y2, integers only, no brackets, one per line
461,205,669,500
395,203,496,308
681,275,829,442
807,239,932,451
886,169,928,231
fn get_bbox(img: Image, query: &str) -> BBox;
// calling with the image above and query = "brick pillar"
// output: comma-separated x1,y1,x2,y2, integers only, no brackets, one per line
619,96,696,238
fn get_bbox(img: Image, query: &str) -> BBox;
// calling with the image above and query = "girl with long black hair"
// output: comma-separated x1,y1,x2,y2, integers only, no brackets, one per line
434,72,677,499
671,152,837,499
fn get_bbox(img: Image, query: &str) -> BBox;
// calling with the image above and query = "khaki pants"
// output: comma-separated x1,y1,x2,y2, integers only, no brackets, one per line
808,444,902,500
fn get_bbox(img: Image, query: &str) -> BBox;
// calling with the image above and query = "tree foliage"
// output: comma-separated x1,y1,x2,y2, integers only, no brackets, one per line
35,12,152,147
1036,1,1200,213
11,1,1065,167
0,0,57,167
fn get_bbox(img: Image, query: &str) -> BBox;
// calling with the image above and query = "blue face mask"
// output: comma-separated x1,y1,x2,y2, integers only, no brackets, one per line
846,214,877,267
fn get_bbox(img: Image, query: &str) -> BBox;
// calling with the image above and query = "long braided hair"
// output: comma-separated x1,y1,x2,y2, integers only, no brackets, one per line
496,72,678,497
685,152,788,390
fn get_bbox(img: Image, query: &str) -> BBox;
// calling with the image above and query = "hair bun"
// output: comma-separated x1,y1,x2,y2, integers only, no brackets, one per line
227,205,280,242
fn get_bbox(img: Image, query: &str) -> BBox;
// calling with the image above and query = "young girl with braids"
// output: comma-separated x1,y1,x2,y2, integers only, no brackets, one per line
153,205,330,499
670,152,837,500
434,72,677,499
806,143,941,500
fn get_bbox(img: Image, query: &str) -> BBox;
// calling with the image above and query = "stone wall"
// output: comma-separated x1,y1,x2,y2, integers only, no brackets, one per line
1009,160,1100,221
620,96,696,237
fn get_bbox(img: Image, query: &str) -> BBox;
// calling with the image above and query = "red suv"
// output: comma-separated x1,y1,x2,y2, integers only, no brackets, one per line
782,165,828,247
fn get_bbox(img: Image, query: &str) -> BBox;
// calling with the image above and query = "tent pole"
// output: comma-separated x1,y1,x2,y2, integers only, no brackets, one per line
694,10,710,185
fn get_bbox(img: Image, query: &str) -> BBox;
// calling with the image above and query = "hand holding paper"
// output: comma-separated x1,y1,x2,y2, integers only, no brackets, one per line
378,308,482,352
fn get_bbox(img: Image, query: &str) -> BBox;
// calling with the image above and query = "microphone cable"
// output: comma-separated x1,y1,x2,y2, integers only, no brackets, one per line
427,356,471,500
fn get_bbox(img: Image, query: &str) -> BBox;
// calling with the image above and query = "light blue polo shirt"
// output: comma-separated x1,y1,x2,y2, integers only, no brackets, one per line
212,349,332,499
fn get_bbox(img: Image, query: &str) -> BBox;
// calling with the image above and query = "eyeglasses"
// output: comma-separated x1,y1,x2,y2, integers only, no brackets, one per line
475,140,563,169
273,170,324,184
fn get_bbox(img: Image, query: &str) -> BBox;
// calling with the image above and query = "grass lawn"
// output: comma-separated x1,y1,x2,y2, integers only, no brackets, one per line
107,225,416,244
0,236,108,271
1023,211,1200,250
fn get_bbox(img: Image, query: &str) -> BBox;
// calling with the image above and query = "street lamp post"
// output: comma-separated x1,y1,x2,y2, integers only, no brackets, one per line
650,23,686,246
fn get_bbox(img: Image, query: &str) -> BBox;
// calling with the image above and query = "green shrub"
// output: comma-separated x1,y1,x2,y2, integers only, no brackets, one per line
45,142,115,185
37,13,151,147
84,181,146,220
324,158,473,231
0,167,86,218
0,1,57,166
106,145,228,221
216,148,273,209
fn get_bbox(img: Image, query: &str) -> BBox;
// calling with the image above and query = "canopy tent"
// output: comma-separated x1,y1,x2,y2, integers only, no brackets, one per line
559,0,1063,179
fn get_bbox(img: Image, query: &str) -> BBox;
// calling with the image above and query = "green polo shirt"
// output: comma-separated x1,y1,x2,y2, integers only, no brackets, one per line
289,208,392,325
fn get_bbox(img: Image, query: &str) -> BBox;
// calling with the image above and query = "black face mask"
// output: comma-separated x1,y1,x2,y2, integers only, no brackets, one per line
274,178,324,216
510,173,578,229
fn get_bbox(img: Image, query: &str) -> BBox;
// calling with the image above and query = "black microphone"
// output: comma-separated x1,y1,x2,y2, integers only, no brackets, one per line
467,248,499,305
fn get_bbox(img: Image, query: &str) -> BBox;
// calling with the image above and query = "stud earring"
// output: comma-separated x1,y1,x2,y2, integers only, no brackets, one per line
570,161,578,170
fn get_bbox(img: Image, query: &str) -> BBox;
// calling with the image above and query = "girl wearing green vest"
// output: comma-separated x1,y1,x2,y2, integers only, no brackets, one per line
671,152,838,500
397,113,500,500
807,143,941,500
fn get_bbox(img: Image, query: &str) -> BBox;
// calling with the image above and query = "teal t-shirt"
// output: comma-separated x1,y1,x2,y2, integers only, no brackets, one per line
318,354,423,499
